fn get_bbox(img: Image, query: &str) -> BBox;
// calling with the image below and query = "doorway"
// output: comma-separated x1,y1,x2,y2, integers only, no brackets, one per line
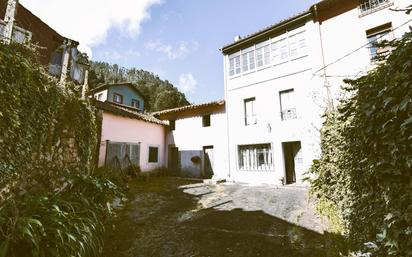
203,146,214,179
282,141,302,184
168,146,179,174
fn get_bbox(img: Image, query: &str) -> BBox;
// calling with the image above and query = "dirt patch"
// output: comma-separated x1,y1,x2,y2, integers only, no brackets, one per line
102,177,340,257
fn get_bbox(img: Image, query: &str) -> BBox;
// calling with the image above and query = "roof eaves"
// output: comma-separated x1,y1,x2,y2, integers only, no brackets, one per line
221,10,312,54
152,100,225,117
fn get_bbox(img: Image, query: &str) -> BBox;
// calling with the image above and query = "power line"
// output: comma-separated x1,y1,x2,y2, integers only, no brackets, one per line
313,17,412,76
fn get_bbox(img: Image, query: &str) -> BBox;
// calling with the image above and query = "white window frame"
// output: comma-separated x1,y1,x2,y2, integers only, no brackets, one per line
244,97,257,126
238,143,274,171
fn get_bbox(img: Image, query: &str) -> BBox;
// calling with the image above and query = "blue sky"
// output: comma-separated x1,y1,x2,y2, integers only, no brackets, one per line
22,0,318,104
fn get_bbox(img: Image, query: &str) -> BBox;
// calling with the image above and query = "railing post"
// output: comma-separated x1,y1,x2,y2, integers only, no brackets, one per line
3,0,19,44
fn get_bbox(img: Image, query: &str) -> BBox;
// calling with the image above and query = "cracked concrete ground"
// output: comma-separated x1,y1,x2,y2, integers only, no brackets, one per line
102,177,338,257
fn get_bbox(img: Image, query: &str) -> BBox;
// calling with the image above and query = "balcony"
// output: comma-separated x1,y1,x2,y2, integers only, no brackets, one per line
281,108,297,121
359,0,393,16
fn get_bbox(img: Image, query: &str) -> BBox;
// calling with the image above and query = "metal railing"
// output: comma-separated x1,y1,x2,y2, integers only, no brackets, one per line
281,108,297,121
359,0,392,15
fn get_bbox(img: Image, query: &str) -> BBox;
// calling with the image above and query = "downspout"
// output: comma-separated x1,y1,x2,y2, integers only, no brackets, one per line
222,53,232,179
314,4,334,111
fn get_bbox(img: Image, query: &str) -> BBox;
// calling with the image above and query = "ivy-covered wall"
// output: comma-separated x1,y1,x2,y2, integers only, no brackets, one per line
308,30,412,256
0,43,96,188
0,43,123,257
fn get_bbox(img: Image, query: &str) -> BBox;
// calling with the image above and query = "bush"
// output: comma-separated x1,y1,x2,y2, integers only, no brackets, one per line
308,29,412,256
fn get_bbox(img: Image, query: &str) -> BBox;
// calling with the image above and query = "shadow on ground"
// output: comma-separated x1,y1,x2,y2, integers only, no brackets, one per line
102,177,343,257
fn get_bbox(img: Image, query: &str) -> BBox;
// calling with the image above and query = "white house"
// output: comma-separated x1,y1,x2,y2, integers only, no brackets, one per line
220,0,411,185
154,100,229,179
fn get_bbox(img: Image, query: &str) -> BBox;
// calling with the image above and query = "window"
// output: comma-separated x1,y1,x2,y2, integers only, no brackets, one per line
202,115,211,127
359,0,392,15
256,42,271,68
169,120,175,131
113,93,123,104
244,98,257,126
241,48,255,72
280,89,297,121
271,38,288,64
229,57,235,76
148,147,159,163
289,32,307,58
366,23,393,60
97,93,103,101
238,144,273,171
235,55,241,74
131,99,140,109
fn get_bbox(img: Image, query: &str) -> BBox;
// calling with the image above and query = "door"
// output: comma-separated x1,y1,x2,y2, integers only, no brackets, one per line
168,146,179,174
203,146,214,179
282,141,301,184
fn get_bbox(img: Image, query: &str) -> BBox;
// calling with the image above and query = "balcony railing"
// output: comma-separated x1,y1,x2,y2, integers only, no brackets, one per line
281,108,297,121
359,0,393,16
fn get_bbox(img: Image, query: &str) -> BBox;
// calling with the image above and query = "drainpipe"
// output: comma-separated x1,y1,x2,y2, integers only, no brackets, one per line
59,39,72,87
314,4,334,112
3,0,19,44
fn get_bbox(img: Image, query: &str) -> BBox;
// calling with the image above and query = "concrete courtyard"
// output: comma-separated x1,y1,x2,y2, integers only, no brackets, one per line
102,177,338,257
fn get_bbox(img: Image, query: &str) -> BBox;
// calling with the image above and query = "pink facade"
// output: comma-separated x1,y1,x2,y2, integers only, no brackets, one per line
98,112,166,172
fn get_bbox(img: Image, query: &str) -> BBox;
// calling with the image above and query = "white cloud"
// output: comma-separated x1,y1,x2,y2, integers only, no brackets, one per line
19,0,163,56
178,73,197,94
145,40,198,60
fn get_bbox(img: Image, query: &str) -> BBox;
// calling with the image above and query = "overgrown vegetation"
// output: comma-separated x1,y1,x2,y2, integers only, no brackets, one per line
308,29,412,256
0,43,124,256
89,61,190,112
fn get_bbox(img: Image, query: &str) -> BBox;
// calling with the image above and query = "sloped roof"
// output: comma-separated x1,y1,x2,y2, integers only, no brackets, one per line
88,82,147,101
152,100,225,117
221,10,312,54
93,100,167,126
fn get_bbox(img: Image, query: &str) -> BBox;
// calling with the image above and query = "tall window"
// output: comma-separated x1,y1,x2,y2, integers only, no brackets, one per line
131,99,140,109
229,54,241,76
359,0,392,15
289,32,307,58
280,89,297,121
241,48,255,73
202,115,211,127
271,38,289,64
256,43,270,68
148,147,159,163
244,97,257,126
238,144,273,171
366,23,393,60
113,93,123,104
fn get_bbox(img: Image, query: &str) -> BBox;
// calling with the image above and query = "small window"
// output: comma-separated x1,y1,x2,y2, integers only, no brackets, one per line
280,89,297,121
244,97,257,126
366,23,393,60
97,93,103,101
113,93,123,104
148,147,159,163
169,120,175,131
202,115,211,127
131,99,140,109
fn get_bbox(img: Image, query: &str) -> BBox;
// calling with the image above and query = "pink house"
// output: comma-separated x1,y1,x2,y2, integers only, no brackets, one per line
94,101,168,172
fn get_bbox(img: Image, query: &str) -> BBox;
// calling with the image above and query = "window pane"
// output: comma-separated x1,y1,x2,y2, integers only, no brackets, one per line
249,50,255,70
148,147,159,163
256,48,264,67
229,58,235,76
264,45,270,65
238,144,273,171
242,53,249,72
235,56,241,74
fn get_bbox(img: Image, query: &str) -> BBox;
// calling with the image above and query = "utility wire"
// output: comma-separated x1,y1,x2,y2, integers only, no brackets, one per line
313,17,412,76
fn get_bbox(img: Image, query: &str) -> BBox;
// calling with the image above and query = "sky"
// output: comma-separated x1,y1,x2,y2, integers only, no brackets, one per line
20,0,318,104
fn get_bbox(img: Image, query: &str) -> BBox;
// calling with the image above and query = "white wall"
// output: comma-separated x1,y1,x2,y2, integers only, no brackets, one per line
224,20,324,185
318,0,412,103
98,112,166,172
165,109,229,180
93,90,108,102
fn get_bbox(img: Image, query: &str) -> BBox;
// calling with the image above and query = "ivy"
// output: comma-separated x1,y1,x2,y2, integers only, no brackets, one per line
308,29,412,256
0,43,124,256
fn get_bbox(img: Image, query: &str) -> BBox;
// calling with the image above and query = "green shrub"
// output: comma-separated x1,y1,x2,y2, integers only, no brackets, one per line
308,30,412,256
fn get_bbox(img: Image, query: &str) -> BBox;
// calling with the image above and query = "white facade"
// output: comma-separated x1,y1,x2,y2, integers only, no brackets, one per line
221,0,411,185
161,103,229,179
316,0,412,102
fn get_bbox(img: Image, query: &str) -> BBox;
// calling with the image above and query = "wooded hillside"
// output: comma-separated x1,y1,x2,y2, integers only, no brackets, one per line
89,61,190,112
